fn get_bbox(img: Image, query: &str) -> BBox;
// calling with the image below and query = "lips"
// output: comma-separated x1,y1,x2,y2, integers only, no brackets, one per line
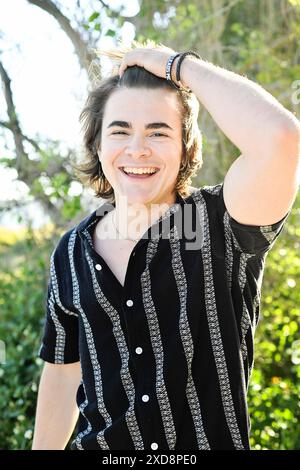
119,167,160,179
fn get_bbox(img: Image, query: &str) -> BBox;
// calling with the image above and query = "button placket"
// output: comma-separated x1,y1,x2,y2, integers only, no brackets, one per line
125,292,154,445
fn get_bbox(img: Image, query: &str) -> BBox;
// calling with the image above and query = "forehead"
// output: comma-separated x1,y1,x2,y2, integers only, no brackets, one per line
103,87,182,125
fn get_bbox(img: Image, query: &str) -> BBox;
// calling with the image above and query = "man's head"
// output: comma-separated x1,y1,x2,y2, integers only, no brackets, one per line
75,46,202,205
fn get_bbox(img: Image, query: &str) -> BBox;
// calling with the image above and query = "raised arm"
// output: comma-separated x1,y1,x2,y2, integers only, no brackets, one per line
177,56,300,226
118,46,300,226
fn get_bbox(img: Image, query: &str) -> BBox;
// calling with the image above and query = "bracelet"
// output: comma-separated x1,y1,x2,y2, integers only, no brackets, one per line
176,51,202,92
166,53,181,90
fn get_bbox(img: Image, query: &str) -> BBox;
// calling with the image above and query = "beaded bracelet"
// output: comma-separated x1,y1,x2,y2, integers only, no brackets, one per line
176,51,201,92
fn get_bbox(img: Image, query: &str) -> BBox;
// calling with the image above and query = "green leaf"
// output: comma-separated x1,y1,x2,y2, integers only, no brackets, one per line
88,12,100,22
105,29,116,37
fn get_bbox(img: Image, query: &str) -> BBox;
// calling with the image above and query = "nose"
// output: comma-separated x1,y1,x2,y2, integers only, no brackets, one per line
124,134,151,158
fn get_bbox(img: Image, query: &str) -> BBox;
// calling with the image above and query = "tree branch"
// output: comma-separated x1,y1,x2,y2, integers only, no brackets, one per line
0,120,42,153
97,0,140,28
0,59,65,221
27,0,96,76
0,60,31,176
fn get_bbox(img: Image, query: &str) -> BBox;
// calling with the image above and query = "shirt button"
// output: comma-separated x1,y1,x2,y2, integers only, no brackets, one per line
135,347,143,355
95,264,102,271
126,299,133,307
151,442,158,450
142,394,149,402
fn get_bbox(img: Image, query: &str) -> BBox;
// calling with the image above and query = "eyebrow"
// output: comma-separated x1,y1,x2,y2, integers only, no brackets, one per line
107,120,174,131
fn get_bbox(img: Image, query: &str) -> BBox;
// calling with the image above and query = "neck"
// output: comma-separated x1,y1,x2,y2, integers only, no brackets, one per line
112,192,177,241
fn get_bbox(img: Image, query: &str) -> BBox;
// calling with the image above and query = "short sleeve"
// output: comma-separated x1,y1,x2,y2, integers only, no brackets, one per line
38,246,79,364
217,182,291,256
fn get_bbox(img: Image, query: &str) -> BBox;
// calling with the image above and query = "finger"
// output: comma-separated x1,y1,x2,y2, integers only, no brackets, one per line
119,51,132,77
119,65,125,77
119,59,128,77
119,50,144,77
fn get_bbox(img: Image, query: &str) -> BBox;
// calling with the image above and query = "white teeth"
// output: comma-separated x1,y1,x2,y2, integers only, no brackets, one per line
122,167,158,175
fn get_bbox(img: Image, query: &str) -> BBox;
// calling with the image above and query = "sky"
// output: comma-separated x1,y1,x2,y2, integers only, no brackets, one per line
0,0,138,228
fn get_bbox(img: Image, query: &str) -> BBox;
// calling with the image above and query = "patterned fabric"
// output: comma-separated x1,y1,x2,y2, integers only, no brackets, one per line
38,182,290,450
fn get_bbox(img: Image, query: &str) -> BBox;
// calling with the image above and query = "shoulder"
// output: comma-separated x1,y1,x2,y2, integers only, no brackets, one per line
186,182,223,202
52,210,97,257
49,227,77,270
52,200,114,258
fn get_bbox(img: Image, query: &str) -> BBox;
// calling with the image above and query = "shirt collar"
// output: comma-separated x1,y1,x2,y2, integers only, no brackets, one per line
76,190,193,246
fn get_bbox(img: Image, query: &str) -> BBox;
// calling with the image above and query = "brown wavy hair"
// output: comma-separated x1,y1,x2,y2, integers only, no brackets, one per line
73,41,203,203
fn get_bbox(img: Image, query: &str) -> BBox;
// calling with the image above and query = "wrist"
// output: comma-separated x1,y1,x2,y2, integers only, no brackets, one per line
171,52,202,92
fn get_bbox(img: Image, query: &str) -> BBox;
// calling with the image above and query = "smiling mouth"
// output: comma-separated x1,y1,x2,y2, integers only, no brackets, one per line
119,168,160,179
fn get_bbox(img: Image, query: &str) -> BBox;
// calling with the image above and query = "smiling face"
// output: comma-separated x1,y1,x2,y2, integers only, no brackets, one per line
99,87,183,207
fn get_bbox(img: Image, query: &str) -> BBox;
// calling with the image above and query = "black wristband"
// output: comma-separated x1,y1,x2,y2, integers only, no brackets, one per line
165,53,182,90
176,51,201,92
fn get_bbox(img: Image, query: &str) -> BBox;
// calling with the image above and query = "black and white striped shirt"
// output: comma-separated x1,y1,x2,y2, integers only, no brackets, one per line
38,182,289,450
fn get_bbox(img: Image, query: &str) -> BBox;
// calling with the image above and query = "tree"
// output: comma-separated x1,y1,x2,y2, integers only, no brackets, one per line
1,0,300,226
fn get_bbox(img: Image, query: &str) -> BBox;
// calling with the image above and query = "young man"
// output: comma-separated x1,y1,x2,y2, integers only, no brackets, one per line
32,43,300,450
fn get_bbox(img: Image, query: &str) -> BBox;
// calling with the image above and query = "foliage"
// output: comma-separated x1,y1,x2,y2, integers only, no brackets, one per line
0,142,83,226
0,225,56,450
247,190,300,450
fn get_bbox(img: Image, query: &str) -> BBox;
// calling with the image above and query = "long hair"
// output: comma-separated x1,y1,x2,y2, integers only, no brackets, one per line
73,41,203,203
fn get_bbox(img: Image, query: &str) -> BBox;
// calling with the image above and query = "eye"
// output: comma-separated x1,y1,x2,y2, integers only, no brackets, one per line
111,131,167,137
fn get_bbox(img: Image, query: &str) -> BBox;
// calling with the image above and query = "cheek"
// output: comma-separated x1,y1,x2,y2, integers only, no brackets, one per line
169,150,182,169
99,154,115,180
100,142,120,164
101,141,121,155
